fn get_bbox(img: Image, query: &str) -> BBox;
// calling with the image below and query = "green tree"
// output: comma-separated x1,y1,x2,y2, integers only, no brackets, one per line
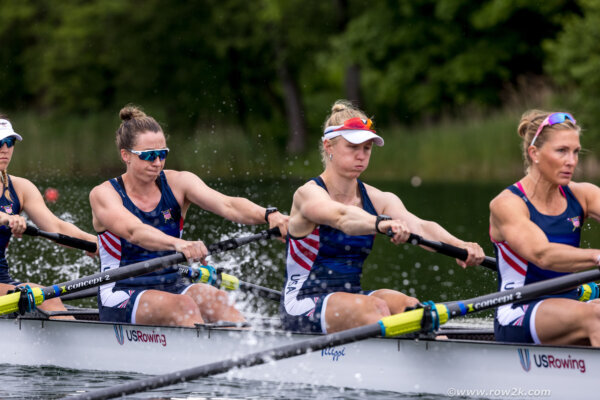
545,0,600,145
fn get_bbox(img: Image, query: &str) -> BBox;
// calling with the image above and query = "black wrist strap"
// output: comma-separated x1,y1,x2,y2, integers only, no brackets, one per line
375,215,391,234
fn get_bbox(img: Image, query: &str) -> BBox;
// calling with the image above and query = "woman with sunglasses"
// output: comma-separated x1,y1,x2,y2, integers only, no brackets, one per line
0,117,98,318
89,105,288,327
280,100,485,334
490,110,600,346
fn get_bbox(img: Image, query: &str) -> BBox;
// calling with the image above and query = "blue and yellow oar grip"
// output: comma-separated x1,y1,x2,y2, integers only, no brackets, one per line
197,266,217,285
577,282,600,302
379,304,449,337
220,273,239,291
0,287,44,316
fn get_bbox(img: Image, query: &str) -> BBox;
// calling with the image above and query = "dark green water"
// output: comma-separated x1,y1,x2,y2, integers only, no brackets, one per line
4,177,600,399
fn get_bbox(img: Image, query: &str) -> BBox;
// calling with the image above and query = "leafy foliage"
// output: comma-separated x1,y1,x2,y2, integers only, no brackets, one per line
0,0,588,151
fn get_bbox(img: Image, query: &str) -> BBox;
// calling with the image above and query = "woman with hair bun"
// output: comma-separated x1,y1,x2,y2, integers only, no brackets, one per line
90,105,288,327
0,116,98,318
280,100,485,334
490,110,600,346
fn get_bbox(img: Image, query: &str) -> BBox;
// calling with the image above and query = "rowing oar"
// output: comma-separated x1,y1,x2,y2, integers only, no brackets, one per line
405,233,497,271
60,266,282,302
72,266,600,400
24,224,97,253
0,227,281,316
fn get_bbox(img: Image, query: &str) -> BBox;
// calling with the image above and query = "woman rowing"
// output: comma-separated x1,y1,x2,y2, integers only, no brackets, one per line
280,100,485,334
0,116,98,318
90,105,288,327
490,110,600,346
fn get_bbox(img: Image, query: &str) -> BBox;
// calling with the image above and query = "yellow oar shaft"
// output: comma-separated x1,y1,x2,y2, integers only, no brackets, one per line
0,287,45,315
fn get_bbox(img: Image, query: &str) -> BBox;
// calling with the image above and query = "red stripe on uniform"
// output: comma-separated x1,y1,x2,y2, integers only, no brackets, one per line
498,245,526,276
289,244,312,271
102,232,121,252
294,240,318,261
100,235,121,260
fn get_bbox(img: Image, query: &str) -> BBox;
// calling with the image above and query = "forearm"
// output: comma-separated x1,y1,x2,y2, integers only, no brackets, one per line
414,220,464,247
55,220,97,243
223,197,266,225
126,224,181,252
334,207,377,236
529,245,599,272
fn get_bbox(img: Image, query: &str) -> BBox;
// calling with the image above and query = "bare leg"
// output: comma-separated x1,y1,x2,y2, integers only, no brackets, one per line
184,283,245,323
135,290,204,327
371,289,419,314
535,298,600,347
0,283,13,296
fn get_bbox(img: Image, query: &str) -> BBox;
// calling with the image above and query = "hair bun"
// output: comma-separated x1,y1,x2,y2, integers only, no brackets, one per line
119,105,146,121
331,99,354,114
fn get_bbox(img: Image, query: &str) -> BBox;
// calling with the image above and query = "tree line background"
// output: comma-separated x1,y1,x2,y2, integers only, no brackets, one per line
1,0,600,178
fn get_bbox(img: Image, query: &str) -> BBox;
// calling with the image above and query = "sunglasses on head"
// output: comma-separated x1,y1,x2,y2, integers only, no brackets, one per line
128,148,169,162
531,112,576,147
0,137,16,148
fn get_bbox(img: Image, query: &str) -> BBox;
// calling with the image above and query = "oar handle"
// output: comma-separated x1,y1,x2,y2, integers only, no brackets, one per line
407,233,497,270
24,225,98,253
184,266,282,301
207,227,281,254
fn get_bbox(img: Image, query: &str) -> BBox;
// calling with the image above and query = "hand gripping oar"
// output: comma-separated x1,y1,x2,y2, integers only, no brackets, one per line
24,224,97,253
405,233,600,300
405,233,497,271
72,266,600,400
0,227,281,316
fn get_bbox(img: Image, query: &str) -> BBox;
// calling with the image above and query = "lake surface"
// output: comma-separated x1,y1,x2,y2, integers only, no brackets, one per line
3,177,599,398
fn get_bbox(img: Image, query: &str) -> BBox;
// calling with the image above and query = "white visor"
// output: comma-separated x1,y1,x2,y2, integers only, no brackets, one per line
0,119,23,141
322,129,384,146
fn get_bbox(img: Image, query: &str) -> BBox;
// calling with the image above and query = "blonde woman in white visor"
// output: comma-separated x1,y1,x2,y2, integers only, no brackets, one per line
0,116,98,318
280,100,485,334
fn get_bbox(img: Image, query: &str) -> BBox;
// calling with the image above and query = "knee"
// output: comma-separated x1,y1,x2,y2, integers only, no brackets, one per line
588,302,600,322
361,297,390,319
170,295,200,315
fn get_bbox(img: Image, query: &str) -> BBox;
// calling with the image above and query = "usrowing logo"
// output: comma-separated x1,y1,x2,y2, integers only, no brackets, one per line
518,348,586,373
114,325,125,345
518,348,531,371
162,209,172,221
1,205,13,214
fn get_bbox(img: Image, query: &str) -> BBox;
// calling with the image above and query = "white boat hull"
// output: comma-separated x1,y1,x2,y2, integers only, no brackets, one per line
0,317,595,398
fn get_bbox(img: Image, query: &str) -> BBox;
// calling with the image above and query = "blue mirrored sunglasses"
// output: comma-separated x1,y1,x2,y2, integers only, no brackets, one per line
128,148,169,161
0,137,17,148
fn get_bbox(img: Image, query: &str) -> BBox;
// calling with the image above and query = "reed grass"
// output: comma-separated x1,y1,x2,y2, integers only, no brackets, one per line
8,109,596,183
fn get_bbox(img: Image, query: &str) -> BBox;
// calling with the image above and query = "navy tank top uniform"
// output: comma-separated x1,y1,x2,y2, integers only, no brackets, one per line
98,171,186,323
0,176,21,285
280,176,377,333
493,183,583,343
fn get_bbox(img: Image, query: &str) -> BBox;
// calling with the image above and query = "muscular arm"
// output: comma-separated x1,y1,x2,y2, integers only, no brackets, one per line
167,170,288,235
371,186,471,248
90,182,181,252
367,184,484,267
13,177,96,244
289,182,378,237
490,189,599,272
